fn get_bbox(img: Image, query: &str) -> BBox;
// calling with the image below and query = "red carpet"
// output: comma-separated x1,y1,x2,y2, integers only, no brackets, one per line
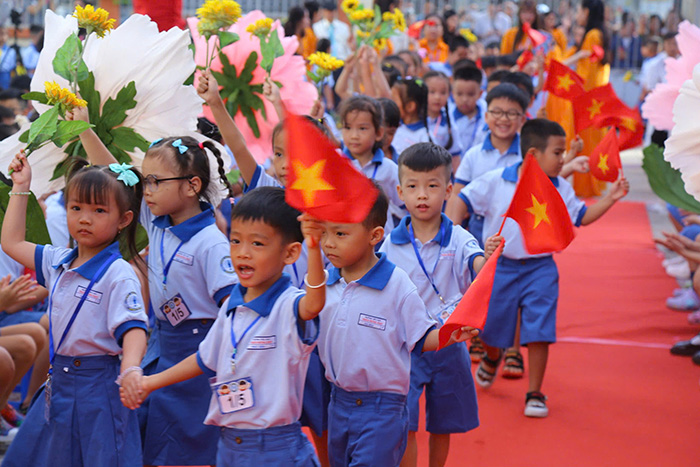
410,201,700,466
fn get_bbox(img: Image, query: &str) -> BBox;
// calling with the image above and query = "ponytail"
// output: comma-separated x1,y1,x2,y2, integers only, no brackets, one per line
202,140,235,200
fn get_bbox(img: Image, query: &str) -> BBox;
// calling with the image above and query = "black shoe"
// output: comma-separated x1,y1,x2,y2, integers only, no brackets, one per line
693,350,700,366
670,339,700,356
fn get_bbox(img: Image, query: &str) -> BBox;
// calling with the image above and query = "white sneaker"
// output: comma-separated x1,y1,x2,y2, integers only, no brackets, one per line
666,261,691,279
663,255,685,268
524,392,548,418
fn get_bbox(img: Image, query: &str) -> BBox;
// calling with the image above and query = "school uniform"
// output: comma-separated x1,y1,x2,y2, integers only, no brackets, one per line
139,202,237,466
392,121,431,156
454,132,521,246
246,164,283,191
427,110,462,157
44,191,70,247
317,254,437,467
197,274,320,466
459,162,586,348
450,100,486,155
3,242,147,467
380,214,481,434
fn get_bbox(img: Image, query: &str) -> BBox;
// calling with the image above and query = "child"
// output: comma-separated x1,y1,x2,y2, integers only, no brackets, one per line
391,77,431,155
428,35,470,77
424,71,461,158
124,187,326,467
316,187,478,466
378,97,401,163
339,95,406,232
453,119,629,417
380,143,499,467
450,66,485,166
2,155,148,466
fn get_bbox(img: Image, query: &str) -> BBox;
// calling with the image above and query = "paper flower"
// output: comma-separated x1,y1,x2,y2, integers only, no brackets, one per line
0,11,230,202
73,4,115,38
188,10,317,163
642,21,700,131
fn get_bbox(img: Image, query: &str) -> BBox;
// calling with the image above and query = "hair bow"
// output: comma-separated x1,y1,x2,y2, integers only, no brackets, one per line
172,139,188,154
149,138,163,148
109,163,139,187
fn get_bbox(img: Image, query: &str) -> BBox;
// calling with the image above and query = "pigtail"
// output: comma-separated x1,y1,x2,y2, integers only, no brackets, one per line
203,140,235,200
118,167,146,274
443,103,453,150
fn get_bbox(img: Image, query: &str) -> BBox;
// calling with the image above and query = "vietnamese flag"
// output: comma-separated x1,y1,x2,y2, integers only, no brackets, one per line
285,115,378,223
618,118,644,150
516,49,534,70
572,84,628,132
590,45,605,62
504,154,575,254
523,22,547,48
544,59,585,100
438,239,504,350
589,128,622,182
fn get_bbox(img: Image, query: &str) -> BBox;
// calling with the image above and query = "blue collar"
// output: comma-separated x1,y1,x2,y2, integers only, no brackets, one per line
404,121,426,131
226,274,292,318
152,202,216,242
389,146,399,163
343,147,385,165
428,110,448,127
452,104,481,122
502,161,560,187
390,214,453,247
327,253,395,290
483,132,520,155
53,241,122,281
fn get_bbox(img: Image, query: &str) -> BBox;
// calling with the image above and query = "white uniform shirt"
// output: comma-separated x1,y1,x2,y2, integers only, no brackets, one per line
392,122,431,156
0,248,24,281
197,275,318,429
455,132,521,185
317,254,436,395
246,164,282,191
45,191,70,248
459,162,587,260
427,110,462,157
380,214,484,324
141,202,237,321
450,101,486,155
35,242,147,356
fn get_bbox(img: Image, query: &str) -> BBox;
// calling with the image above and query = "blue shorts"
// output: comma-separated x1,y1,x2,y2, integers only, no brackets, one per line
408,343,479,434
667,203,686,225
299,348,331,436
468,214,485,247
0,310,45,327
328,386,408,467
142,319,219,466
681,224,700,241
217,422,320,467
481,256,559,348
3,355,142,467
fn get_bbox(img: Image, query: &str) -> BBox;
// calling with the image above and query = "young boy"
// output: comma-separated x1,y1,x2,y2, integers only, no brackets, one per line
450,66,485,160
452,119,629,418
429,36,470,78
379,143,499,467
123,187,327,466
316,187,477,467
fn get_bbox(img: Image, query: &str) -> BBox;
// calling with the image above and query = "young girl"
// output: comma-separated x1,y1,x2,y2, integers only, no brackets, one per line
391,77,432,155
1,155,148,466
424,70,462,157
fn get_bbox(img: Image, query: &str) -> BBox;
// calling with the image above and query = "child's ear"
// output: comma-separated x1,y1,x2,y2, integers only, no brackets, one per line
283,241,302,265
375,126,385,142
445,181,453,200
119,210,134,232
186,175,203,199
369,226,384,246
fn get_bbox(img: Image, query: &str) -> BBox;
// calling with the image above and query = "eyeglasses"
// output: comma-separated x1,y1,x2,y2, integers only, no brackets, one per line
144,174,193,192
487,109,523,121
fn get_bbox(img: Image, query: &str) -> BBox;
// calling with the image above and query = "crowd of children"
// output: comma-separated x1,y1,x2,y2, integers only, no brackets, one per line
0,1,639,466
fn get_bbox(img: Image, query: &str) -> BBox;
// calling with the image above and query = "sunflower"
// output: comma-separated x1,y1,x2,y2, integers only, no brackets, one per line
349,9,375,23
374,38,388,51
197,0,243,36
355,29,370,39
392,8,406,32
246,17,274,36
308,52,344,72
341,0,360,14
44,81,87,110
73,4,115,38
459,28,477,43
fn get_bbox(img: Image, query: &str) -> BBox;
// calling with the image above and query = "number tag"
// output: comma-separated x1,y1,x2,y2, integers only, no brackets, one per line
212,377,255,414
161,293,191,327
437,300,460,326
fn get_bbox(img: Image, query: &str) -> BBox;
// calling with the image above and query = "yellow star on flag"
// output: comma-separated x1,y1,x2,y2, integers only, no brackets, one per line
587,99,603,120
620,116,636,132
290,159,335,206
556,73,575,92
597,154,609,174
525,194,551,229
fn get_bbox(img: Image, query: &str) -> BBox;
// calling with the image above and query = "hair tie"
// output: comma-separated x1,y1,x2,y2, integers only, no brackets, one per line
172,138,188,154
149,138,163,148
198,141,205,150
109,163,140,187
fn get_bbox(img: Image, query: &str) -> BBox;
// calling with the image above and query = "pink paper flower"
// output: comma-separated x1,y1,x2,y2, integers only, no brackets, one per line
188,11,318,163
642,21,700,131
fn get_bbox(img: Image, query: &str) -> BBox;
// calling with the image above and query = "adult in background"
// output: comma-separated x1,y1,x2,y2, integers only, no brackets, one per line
312,1,351,60
284,5,310,56
500,0,540,55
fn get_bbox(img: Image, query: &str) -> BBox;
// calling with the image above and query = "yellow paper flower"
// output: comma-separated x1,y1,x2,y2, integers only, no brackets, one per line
341,0,360,14
308,52,344,72
44,81,87,110
197,0,242,36
459,28,477,43
73,5,115,38
246,17,274,36
349,9,375,23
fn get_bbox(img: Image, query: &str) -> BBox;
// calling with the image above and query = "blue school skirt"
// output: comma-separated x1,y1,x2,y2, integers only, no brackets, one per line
2,355,142,467
142,318,219,466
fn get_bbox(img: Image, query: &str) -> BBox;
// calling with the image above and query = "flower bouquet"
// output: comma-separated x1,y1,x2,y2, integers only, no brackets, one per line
342,0,406,50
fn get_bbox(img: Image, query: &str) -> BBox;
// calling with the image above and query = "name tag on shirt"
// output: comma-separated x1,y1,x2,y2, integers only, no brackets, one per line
173,251,194,266
161,293,191,327
74,286,103,305
357,313,387,331
247,335,277,350
212,377,255,414
437,301,459,326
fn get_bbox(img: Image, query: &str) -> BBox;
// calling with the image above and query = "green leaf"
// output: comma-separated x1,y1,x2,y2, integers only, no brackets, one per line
101,81,137,129
218,31,240,49
110,126,150,153
51,156,78,181
21,92,49,104
52,34,88,84
183,71,195,86
0,184,51,245
642,143,700,212
52,120,93,147
18,130,28,143
107,144,131,164
373,4,382,29
27,106,59,150
260,32,285,73
78,72,101,125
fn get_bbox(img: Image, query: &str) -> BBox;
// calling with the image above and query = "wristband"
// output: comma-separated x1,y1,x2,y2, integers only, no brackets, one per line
115,366,143,386
9,192,30,196
304,270,329,289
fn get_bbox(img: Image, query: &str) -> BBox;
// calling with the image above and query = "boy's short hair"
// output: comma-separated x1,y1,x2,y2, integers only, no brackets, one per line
316,37,331,53
486,83,529,112
363,182,388,230
383,54,408,76
381,62,402,87
452,58,478,73
496,54,517,68
520,118,566,156
502,71,535,100
487,69,511,84
231,186,303,244
398,142,452,182
662,31,678,41
453,65,482,85
485,41,500,51
450,36,470,52
378,97,401,128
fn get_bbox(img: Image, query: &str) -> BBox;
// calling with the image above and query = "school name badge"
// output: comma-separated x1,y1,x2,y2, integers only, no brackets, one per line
212,377,255,414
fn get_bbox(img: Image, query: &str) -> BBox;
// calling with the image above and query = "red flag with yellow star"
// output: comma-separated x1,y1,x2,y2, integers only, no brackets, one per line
284,114,378,223
437,239,504,350
544,59,585,100
503,154,575,254
589,128,622,182
598,108,644,150
572,84,627,133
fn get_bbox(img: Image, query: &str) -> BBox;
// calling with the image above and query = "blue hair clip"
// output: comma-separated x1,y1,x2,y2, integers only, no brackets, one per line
149,138,163,148
109,163,139,187
172,139,188,155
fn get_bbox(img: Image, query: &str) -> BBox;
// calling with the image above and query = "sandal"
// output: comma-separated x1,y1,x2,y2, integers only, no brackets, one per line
475,350,503,388
469,336,485,363
524,391,548,418
502,348,524,379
